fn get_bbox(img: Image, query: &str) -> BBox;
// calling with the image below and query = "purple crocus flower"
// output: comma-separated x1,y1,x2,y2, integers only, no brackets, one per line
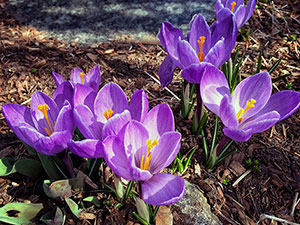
2,82,75,155
157,8,237,86
200,67,300,142
52,65,101,92
68,82,149,158
104,118,185,205
216,0,256,29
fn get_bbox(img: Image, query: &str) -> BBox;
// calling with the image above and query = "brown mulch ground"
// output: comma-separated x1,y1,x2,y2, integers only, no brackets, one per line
1,0,300,224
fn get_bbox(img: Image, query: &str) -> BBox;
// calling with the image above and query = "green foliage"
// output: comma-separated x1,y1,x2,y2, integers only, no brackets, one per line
40,207,65,225
0,202,43,225
172,145,198,174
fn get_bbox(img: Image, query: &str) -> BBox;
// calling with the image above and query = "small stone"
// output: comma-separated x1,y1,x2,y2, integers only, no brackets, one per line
173,181,222,225
155,206,173,225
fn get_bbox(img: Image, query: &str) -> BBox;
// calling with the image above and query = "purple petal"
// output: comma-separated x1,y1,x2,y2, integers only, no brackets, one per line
103,136,133,180
223,127,253,142
232,72,272,119
200,66,230,116
188,13,211,55
68,139,104,158
2,104,35,140
149,131,181,174
128,152,152,181
181,62,215,84
216,0,224,13
74,105,102,139
52,72,65,87
204,38,226,67
234,5,246,29
141,173,185,205
176,38,199,68
123,121,149,156
158,55,176,87
129,90,149,122
70,67,85,84
254,90,300,121
219,95,239,128
33,130,73,155
30,91,59,136
157,21,185,56
241,111,280,133
53,81,74,109
94,83,128,123
143,103,174,140
55,101,75,133
73,84,97,110
85,65,101,91
243,0,256,26
102,110,131,140
212,8,237,60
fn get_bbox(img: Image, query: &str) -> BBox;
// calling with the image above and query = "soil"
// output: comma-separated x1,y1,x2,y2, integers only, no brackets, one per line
0,0,300,224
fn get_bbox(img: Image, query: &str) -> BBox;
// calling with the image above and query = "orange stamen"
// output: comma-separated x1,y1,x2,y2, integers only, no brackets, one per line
37,104,55,135
236,99,256,123
103,109,114,120
231,1,237,12
197,36,206,62
79,72,85,84
140,139,158,171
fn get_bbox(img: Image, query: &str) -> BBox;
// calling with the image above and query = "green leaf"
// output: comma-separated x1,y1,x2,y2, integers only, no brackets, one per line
15,159,43,179
0,202,43,225
124,180,135,201
43,179,72,200
38,153,67,180
136,198,150,223
268,58,281,74
0,158,43,179
88,158,103,177
0,157,16,176
65,197,82,218
83,196,101,208
256,50,263,73
40,207,65,225
133,212,150,225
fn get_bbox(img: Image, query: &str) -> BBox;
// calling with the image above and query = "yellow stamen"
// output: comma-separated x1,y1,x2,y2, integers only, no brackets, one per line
79,72,85,84
197,36,206,62
231,1,237,12
103,109,114,120
37,104,55,135
236,99,256,123
140,139,158,171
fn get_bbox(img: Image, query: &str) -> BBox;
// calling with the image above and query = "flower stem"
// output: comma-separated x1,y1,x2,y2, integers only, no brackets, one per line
216,135,231,156
195,84,204,123
57,149,75,178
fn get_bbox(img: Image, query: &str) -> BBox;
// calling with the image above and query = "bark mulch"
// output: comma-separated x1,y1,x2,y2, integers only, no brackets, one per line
0,0,300,224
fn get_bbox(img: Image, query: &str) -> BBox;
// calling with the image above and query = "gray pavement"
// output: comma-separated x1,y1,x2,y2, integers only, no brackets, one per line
6,0,215,45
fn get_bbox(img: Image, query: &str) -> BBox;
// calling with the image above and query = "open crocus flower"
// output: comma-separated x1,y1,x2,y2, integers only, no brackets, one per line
68,82,149,158
200,67,300,142
104,120,185,205
157,8,237,86
216,0,256,29
2,82,75,155
52,65,101,92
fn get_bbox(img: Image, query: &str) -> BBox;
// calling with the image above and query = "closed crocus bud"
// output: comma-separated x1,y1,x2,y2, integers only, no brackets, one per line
136,197,150,223
114,175,124,199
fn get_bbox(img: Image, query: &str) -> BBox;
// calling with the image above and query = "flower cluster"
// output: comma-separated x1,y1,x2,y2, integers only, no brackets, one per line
2,65,185,206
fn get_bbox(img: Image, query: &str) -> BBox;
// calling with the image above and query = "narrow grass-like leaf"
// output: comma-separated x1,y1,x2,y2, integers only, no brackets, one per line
256,49,263,73
133,212,150,225
268,58,281,74
124,180,134,201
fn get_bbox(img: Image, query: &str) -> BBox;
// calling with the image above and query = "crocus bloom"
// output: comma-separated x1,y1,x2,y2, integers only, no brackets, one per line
216,0,256,29
157,8,237,86
200,67,300,142
104,119,185,205
52,65,101,92
68,82,149,158
2,82,75,155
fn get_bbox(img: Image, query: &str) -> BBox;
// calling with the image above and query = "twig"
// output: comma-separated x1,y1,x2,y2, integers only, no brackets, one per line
144,71,180,101
232,169,251,188
258,214,300,225
291,192,299,217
